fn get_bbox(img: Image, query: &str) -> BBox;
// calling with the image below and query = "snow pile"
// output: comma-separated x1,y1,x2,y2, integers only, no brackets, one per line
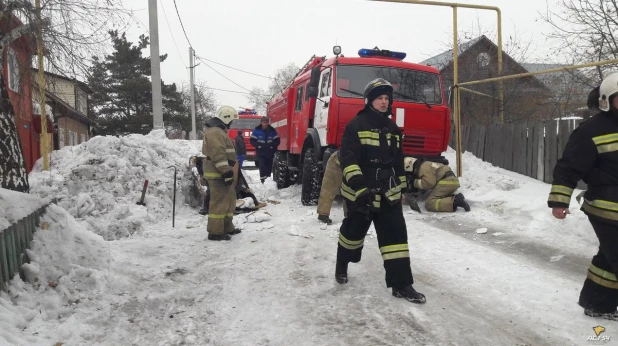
1,204,109,345
444,147,597,255
0,188,49,230
28,130,202,240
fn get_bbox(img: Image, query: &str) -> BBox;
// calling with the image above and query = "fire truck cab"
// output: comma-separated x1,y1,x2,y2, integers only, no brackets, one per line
267,47,451,206
227,108,263,164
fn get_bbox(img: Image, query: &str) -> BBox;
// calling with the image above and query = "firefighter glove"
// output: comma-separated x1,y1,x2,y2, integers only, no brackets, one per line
222,170,234,186
348,175,367,192
354,188,373,208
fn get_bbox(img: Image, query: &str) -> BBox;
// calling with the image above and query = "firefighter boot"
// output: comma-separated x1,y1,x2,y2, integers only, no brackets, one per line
207,234,232,241
229,228,242,235
335,261,348,284
392,285,426,304
318,215,333,224
584,309,618,321
453,193,471,212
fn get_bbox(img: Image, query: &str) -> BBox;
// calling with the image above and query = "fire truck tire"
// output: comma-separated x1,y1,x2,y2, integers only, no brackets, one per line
273,152,291,189
301,148,322,206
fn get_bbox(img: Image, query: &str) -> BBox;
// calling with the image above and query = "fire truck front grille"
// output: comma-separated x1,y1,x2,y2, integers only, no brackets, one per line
401,131,444,155
402,135,425,149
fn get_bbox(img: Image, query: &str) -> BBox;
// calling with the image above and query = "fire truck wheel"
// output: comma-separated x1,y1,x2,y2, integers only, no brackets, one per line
273,152,291,189
301,148,322,206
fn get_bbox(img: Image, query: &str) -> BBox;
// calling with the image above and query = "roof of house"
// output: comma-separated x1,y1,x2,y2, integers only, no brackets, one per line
45,91,96,126
419,36,486,70
520,63,592,97
31,68,92,94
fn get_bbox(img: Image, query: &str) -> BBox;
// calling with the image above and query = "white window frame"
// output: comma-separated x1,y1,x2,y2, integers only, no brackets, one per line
7,47,19,92
76,88,87,115
58,128,65,149
80,133,86,144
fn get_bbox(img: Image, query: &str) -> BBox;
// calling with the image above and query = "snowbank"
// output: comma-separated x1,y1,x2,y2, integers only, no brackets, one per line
0,188,49,231
28,130,203,240
1,204,109,345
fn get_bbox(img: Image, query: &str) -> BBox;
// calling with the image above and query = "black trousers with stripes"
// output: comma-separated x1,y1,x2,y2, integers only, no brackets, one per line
337,201,414,288
579,216,618,313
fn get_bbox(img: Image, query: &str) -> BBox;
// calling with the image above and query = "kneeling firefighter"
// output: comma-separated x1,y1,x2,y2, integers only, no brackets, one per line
404,157,470,212
202,106,242,241
335,78,426,304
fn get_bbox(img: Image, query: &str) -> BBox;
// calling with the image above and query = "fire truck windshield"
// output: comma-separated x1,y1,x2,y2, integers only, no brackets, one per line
229,118,261,129
335,65,443,105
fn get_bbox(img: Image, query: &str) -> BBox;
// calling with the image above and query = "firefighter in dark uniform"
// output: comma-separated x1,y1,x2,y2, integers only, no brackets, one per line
548,72,618,320
335,78,426,304
202,106,242,241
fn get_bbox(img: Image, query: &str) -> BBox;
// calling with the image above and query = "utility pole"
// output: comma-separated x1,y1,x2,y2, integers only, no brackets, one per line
35,0,49,170
189,47,197,140
148,0,164,130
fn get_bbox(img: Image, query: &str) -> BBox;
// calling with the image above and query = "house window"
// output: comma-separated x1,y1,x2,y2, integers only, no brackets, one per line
295,86,303,112
76,88,87,115
80,134,86,143
7,47,19,92
477,52,490,67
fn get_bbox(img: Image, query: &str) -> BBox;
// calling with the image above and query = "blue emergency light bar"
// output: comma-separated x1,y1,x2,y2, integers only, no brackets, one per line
358,48,406,61
238,110,258,115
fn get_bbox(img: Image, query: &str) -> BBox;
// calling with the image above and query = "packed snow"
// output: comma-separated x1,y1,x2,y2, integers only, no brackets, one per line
0,131,613,345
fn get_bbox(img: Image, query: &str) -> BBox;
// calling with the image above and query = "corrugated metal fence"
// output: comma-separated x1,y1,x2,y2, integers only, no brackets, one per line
1,205,47,291
450,119,585,187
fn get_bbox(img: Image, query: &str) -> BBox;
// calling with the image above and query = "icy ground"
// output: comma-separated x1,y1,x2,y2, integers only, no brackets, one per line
0,131,613,345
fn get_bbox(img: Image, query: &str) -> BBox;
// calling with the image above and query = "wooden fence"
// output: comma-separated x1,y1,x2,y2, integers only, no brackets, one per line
449,119,584,185
1,205,47,291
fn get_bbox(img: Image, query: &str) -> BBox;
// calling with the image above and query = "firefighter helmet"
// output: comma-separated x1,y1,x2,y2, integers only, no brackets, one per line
598,72,618,112
364,78,393,105
216,106,238,125
404,157,417,172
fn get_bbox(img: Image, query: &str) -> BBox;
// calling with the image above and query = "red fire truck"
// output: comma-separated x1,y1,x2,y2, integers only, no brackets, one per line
267,47,451,205
227,108,262,165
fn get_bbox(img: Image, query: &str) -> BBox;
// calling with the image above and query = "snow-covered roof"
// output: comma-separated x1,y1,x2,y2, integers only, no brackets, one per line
420,36,485,70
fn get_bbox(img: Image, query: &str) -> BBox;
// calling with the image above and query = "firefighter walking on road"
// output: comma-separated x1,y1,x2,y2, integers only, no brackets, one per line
335,78,426,304
317,151,347,224
202,106,242,241
404,157,470,212
548,73,618,321
250,116,280,183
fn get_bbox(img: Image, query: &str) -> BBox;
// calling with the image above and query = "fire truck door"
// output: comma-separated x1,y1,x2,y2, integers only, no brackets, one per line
313,68,332,147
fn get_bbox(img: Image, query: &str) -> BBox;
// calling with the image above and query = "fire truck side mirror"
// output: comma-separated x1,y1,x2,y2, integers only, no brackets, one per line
307,66,321,98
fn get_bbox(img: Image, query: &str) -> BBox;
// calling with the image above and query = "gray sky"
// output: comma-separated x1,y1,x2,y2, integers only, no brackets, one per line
123,0,559,110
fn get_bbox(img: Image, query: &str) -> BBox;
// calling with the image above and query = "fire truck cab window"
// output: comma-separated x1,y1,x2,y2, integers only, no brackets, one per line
319,70,332,98
335,65,443,105
295,86,304,112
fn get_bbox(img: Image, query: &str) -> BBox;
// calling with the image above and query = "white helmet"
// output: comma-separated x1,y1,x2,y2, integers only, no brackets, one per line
598,72,618,112
216,106,238,125
404,157,417,172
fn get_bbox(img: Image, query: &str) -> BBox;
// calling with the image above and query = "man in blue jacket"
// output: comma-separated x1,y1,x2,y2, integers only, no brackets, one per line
250,116,280,183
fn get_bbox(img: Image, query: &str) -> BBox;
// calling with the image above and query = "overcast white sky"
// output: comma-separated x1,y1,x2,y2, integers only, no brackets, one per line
122,0,560,109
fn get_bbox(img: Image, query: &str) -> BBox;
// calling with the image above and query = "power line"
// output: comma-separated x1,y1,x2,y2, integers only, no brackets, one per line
159,0,187,68
196,57,253,92
195,55,273,79
204,87,252,95
173,0,194,48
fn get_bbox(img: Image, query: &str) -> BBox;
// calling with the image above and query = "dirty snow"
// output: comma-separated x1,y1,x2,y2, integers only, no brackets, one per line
0,132,613,345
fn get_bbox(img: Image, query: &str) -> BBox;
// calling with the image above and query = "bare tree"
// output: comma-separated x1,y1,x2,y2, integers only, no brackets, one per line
0,0,131,192
169,80,217,139
541,0,618,81
246,62,299,114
